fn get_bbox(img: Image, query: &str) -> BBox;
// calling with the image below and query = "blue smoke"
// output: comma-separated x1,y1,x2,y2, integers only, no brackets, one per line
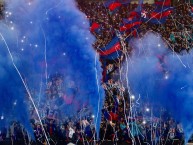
127,32,193,141
0,0,104,138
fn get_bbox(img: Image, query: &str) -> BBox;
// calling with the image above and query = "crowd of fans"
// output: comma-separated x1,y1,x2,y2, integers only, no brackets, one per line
148,3,193,52
0,0,193,145
75,1,192,143
77,0,193,52
0,64,186,145
98,61,186,145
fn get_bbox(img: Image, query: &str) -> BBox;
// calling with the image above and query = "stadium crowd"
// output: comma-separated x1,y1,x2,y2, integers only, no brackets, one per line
0,0,193,145
77,0,193,52
0,64,186,145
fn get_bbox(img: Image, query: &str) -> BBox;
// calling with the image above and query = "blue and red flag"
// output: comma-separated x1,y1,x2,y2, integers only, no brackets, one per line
119,0,143,33
101,51,122,60
125,0,143,21
104,0,122,11
90,22,101,33
98,36,122,60
104,0,131,11
149,7,173,24
109,2,122,11
127,11,140,20
103,109,118,121
120,18,142,32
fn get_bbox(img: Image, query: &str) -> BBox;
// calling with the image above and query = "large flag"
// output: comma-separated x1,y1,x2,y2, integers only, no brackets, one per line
119,0,143,33
98,36,122,60
151,8,173,19
120,18,142,32
149,7,173,24
125,0,143,20
104,0,131,11
100,51,122,60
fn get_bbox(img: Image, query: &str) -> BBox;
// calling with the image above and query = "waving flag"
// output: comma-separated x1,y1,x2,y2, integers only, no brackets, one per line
98,36,122,60
128,11,140,20
90,22,101,33
149,7,173,24
101,51,122,60
104,0,131,11
109,2,122,11
119,0,143,33
125,0,143,20
104,1,122,11
120,18,142,32
98,37,120,56
151,8,173,19
102,109,118,121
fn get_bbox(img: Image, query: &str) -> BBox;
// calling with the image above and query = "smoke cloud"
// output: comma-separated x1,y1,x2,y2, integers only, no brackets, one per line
127,31,193,141
0,0,104,138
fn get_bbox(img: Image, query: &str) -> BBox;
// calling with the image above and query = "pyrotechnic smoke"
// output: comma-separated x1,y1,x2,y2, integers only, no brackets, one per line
127,31,193,141
0,0,104,138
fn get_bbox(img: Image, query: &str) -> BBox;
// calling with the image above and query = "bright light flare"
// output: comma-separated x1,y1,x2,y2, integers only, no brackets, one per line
130,95,135,100
0,115,4,120
146,108,150,112
142,120,146,124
